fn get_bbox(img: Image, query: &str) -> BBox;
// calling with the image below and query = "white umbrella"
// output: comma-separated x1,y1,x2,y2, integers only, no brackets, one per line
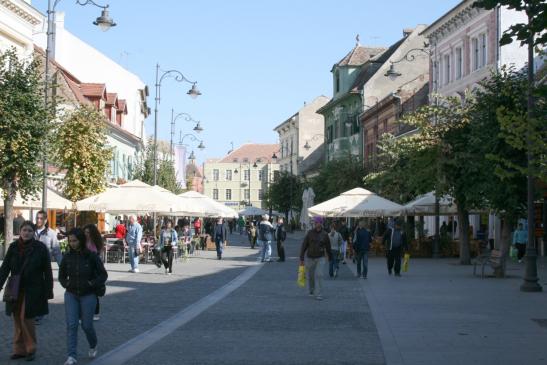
177,191,238,218
0,187,72,210
402,191,457,216
308,187,403,217
76,180,179,213
238,206,267,216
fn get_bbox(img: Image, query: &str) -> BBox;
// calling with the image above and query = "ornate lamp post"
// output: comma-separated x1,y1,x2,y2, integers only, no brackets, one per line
42,0,116,211
303,134,325,150
169,109,203,155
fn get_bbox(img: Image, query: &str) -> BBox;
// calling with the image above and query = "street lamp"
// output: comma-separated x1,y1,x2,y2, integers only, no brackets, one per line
383,45,442,258
303,134,324,151
179,133,205,150
169,109,203,155
188,150,196,160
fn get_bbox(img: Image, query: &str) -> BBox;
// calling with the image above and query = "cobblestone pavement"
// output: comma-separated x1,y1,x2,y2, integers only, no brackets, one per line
0,232,385,365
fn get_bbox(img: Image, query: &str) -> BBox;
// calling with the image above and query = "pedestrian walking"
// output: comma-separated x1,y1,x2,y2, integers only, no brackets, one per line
12,210,25,235
247,222,257,249
83,224,105,321
275,218,287,262
159,220,178,275
258,214,274,262
299,216,332,300
512,223,527,263
59,228,107,365
238,216,245,234
382,221,408,277
126,215,143,273
214,218,228,260
328,222,343,278
114,218,126,243
35,210,62,266
193,217,201,235
0,221,53,362
353,220,372,279
338,220,350,265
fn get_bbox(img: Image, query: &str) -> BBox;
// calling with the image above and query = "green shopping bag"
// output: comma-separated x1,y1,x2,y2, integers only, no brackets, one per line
297,264,306,288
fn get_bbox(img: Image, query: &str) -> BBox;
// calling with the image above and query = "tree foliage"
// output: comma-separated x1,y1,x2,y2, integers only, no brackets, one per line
133,137,184,194
0,49,50,250
267,171,303,217
474,0,546,47
53,106,112,201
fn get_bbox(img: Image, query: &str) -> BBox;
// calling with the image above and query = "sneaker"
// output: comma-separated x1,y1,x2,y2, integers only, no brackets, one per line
93,314,100,321
128,269,134,272
165,268,169,275
64,356,77,365
315,295,323,301
133,268,140,273
89,347,98,359
167,272,172,276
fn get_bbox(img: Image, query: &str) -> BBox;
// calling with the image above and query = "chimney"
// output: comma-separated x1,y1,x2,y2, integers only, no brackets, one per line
403,28,413,37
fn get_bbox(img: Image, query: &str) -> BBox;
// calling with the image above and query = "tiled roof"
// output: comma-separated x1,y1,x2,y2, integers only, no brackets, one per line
218,143,279,163
117,99,127,113
106,92,118,105
81,83,106,98
335,45,387,68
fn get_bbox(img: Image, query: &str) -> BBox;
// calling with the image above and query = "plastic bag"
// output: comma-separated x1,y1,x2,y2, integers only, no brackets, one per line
297,264,306,287
402,253,410,272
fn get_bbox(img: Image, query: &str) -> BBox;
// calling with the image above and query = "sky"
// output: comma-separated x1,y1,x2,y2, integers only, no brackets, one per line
33,0,461,163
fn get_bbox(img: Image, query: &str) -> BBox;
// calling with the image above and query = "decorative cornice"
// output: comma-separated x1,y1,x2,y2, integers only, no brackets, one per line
0,0,42,26
422,2,487,43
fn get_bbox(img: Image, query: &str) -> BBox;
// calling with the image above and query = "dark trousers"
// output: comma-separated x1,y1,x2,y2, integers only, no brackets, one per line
387,246,402,274
277,240,285,261
161,246,174,273
215,238,223,259
95,297,100,315
515,243,526,260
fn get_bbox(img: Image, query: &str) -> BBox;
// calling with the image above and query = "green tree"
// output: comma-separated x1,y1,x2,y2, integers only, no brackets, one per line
133,137,183,194
309,155,367,204
267,172,303,219
0,49,50,252
53,106,112,202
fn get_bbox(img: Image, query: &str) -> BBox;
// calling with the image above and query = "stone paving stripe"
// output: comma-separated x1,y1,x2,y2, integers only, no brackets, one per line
346,261,405,365
90,263,263,365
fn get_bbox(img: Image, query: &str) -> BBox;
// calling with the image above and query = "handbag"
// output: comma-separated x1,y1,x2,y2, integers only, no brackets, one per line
2,256,30,303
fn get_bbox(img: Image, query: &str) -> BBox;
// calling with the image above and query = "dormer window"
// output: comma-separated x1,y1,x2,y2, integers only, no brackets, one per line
335,70,340,93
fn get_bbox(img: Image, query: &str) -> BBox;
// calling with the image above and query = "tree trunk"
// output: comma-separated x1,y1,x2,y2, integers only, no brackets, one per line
457,207,471,265
2,181,15,258
495,216,514,278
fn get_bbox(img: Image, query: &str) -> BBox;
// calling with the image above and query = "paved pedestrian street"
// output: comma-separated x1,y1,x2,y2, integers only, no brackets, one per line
1,232,546,364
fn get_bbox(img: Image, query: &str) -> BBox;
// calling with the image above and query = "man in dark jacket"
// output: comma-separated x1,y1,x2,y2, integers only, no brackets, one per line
275,218,287,262
353,220,372,279
300,216,332,300
214,218,228,260
382,221,408,276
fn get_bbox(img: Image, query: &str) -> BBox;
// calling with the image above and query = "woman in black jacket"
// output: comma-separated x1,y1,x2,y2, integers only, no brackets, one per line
0,220,53,361
59,228,107,365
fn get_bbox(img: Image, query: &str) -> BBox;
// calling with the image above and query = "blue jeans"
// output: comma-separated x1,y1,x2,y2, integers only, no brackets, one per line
356,250,369,277
51,246,63,267
329,250,340,277
128,245,139,270
65,292,97,359
259,240,271,261
215,238,224,258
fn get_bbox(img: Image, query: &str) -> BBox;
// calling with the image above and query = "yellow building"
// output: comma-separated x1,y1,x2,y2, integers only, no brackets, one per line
203,144,279,212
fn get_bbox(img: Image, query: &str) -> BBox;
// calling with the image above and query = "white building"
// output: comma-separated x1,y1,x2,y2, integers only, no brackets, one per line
0,0,41,57
273,96,329,177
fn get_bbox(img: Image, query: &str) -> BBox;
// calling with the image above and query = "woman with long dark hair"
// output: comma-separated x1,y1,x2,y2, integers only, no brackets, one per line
59,228,107,365
83,224,105,321
0,221,53,361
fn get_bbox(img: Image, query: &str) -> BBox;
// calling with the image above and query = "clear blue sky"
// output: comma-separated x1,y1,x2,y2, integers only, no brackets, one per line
34,0,461,163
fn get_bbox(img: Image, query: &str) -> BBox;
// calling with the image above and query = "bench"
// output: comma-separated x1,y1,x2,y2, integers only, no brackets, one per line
473,249,503,278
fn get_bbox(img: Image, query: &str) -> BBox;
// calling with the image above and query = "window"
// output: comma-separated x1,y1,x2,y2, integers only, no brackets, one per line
273,171,280,182
383,120,388,133
327,125,334,143
443,54,451,85
244,190,250,200
213,189,219,200
258,189,264,200
480,33,487,67
433,60,440,89
335,71,340,93
226,189,232,200
472,37,479,71
455,47,463,80
213,169,219,181
258,170,263,181
225,169,232,181
244,169,250,181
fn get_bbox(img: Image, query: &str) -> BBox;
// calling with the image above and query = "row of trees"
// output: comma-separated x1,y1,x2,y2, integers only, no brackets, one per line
0,49,182,252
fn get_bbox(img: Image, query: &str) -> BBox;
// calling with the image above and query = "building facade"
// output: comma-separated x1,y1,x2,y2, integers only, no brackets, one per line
318,39,387,161
273,96,329,177
0,0,41,57
203,144,279,211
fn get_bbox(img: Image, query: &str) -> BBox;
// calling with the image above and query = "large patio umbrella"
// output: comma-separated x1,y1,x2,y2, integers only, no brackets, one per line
0,187,72,210
76,180,179,213
402,191,457,216
177,191,238,218
308,187,403,217
238,206,267,217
